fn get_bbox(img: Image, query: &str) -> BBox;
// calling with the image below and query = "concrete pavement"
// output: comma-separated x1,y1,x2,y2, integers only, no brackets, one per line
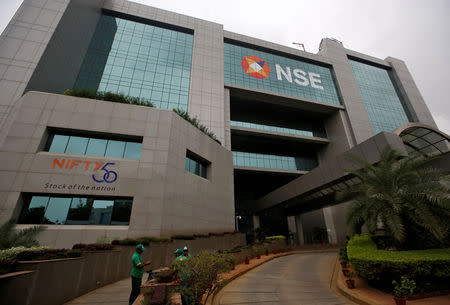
214,252,352,305
64,277,130,305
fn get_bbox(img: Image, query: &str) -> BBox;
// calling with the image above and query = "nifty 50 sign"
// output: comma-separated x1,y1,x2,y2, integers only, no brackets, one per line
52,158,118,183
241,55,325,90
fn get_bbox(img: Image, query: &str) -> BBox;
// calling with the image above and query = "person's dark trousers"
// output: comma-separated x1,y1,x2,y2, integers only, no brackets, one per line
129,276,142,305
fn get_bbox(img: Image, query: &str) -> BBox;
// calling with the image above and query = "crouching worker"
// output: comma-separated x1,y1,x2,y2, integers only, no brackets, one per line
129,244,150,305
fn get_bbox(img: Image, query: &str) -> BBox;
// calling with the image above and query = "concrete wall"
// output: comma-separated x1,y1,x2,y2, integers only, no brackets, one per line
0,233,245,305
0,0,71,147
0,91,234,246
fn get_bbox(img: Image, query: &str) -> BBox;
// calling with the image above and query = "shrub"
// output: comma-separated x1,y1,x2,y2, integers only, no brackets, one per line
72,243,114,251
174,251,232,304
392,276,416,298
0,246,50,260
15,248,82,261
173,108,220,143
111,237,171,246
172,234,195,240
64,89,155,107
265,235,286,240
347,234,450,293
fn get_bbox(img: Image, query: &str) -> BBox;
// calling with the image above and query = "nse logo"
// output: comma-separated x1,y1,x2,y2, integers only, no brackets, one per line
52,158,118,183
241,55,324,90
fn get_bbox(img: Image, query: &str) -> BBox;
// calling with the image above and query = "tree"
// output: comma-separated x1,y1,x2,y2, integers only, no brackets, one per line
0,220,45,250
338,148,450,247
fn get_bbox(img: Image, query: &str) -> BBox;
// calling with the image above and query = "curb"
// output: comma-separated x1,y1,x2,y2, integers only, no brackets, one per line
206,249,338,305
330,256,385,305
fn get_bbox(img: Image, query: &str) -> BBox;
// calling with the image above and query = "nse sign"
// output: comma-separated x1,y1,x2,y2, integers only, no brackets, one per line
241,55,325,90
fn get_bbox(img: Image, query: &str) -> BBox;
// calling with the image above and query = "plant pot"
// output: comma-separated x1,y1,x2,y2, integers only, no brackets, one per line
244,259,249,264
340,261,348,268
345,279,355,289
393,296,406,305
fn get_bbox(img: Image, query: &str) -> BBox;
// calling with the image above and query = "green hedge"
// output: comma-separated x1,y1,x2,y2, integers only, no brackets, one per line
64,88,155,107
347,234,450,292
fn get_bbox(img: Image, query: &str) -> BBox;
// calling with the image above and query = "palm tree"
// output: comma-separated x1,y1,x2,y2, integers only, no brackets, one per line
0,220,45,250
337,148,450,246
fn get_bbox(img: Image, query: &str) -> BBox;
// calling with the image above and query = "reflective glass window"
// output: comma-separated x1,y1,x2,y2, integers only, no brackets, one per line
66,197,94,225
232,151,317,171
65,136,89,155
89,200,114,225
105,140,125,158
74,15,193,111
349,59,410,133
48,135,69,153
21,196,49,224
19,195,133,226
43,197,72,224
124,142,142,159
185,154,208,178
86,138,108,156
46,132,141,160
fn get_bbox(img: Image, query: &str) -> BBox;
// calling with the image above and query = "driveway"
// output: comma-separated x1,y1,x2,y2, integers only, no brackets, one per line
214,252,351,305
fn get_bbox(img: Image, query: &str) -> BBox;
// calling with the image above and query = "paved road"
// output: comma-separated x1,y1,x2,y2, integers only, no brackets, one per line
214,252,351,305
64,277,130,305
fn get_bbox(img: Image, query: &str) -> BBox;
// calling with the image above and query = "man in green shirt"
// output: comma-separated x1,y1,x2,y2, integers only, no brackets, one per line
182,246,192,259
129,244,150,305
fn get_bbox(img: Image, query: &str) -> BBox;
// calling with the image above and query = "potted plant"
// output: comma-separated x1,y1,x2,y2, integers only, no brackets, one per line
339,244,349,268
345,271,356,289
244,256,250,264
392,276,416,305
342,268,351,277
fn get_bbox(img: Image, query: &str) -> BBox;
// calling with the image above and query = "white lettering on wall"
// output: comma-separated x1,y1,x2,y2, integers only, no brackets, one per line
308,72,324,90
293,69,309,86
276,64,292,83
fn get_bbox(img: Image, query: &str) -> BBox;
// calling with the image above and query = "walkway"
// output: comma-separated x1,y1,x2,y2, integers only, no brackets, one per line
214,252,352,305
64,277,130,305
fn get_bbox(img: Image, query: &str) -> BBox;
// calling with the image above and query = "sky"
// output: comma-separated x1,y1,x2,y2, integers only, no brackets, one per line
1,0,449,134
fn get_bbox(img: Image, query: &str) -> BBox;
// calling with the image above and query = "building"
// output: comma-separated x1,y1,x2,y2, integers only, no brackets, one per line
0,0,448,247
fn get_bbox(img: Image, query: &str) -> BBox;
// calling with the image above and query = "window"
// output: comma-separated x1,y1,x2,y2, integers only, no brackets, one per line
46,131,142,160
20,195,133,225
185,151,209,178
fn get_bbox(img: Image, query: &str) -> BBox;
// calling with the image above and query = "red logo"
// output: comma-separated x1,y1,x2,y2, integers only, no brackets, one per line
241,55,271,79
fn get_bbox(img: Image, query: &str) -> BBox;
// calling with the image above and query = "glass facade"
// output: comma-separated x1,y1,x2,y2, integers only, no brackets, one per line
230,120,327,138
185,156,207,178
349,59,410,134
75,15,193,111
232,151,317,171
224,43,340,105
20,195,132,225
47,133,142,159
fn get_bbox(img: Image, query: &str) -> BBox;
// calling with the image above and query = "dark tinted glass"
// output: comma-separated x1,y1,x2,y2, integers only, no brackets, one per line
111,199,132,225
21,196,49,224
66,198,94,224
